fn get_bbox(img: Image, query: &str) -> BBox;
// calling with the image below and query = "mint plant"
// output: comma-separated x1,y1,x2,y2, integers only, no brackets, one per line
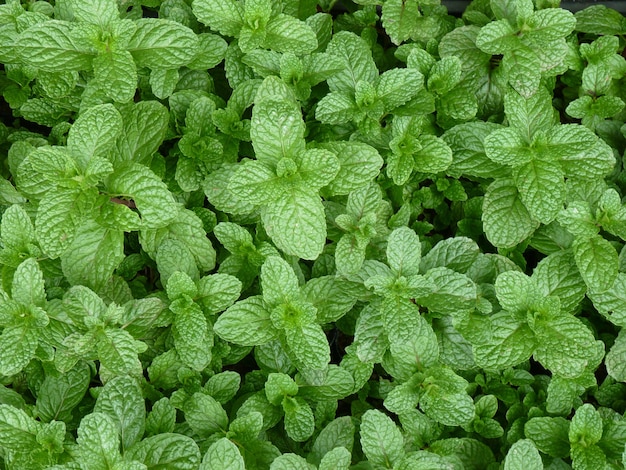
2,0,626,468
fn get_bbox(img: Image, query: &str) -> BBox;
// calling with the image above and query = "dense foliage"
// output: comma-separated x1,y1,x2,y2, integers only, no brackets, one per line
1,0,626,468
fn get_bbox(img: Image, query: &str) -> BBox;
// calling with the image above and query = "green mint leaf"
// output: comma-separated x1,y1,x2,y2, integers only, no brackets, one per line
251,99,305,165
302,276,358,323
124,433,201,469
145,398,176,436
495,270,540,313
265,14,317,55
309,416,355,466
589,273,626,327
94,376,145,452
475,19,519,54
106,163,179,229
172,299,212,371
65,0,120,25
284,322,330,372
18,20,94,72
93,49,137,103
503,439,542,470
11,257,45,307
127,18,199,68
269,453,312,469
139,208,216,274
297,365,355,401
200,438,245,470
377,68,423,110
420,237,480,274
97,327,145,375
76,412,121,470
525,416,571,458
574,5,626,35
360,409,405,468
531,312,604,378
113,101,169,166
282,396,314,442
381,0,421,45
502,45,542,98
214,296,277,346
572,234,619,293
484,128,532,167
605,330,626,382
35,362,90,423
192,0,244,37
0,404,40,453
473,312,536,371
297,148,340,190
184,392,228,438
196,273,242,315
319,446,351,470
386,226,422,277
35,189,82,259
61,220,124,291
570,403,603,446
150,68,179,99
315,91,358,125
67,103,122,167
261,189,326,260
317,142,383,196
532,250,586,313
326,31,377,94
261,256,300,306
354,302,388,363
483,178,539,248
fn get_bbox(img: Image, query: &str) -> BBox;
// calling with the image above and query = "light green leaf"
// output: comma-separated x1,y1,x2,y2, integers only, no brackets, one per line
265,14,317,55
188,33,228,70
196,274,242,315
184,393,228,438
0,404,40,453
588,273,626,327
386,226,421,277
532,250,586,313
354,302,388,363
414,135,453,174
0,320,40,376
270,452,314,470
297,148,340,190
420,237,480,274
0,204,34,254
381,0,421,45
106,163,178,229
67,104,122,167
532,312,604,378
302,276,358,324
227,160,278,206
319,447,351,470
558,135,615,180
172,300,212,371
18,20,94,72
377,68,423,110
251,99,305,165
12,258,45,307
475,19,519,54
200,438,244,470
570,403,602,446
94,376,145,452
261,190,326,260
503,439,542,470
315,91,357,125
309,417,355,466
93,49,138,103
318,141,383,195
484,128,532,167
127,18,199,68
483,178,539,248
150,68,179,99
360,409,405,468
113,101,169,166
298,365,355,401
527,8,576,40
495,270,540,313
139,208,216,273
473,312,536,371
192,0,244,37
61,219,124,291
525,417,571,458
505,87,556,140
97,327,144,375
284,322,330,372
503,45,541,98
125,433,201,470
35,188,81,258
419,267,477,315
283,397,315,442
605,330,626,382
36,362,90,423
205,371,241,404
214,296,277,346
76,413,121,470
574,5,626,35
573,234,619,293
260,256,300,306
326,31,378,93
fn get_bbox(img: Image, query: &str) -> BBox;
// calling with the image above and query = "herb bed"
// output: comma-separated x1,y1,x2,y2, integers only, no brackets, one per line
1,0,626,469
